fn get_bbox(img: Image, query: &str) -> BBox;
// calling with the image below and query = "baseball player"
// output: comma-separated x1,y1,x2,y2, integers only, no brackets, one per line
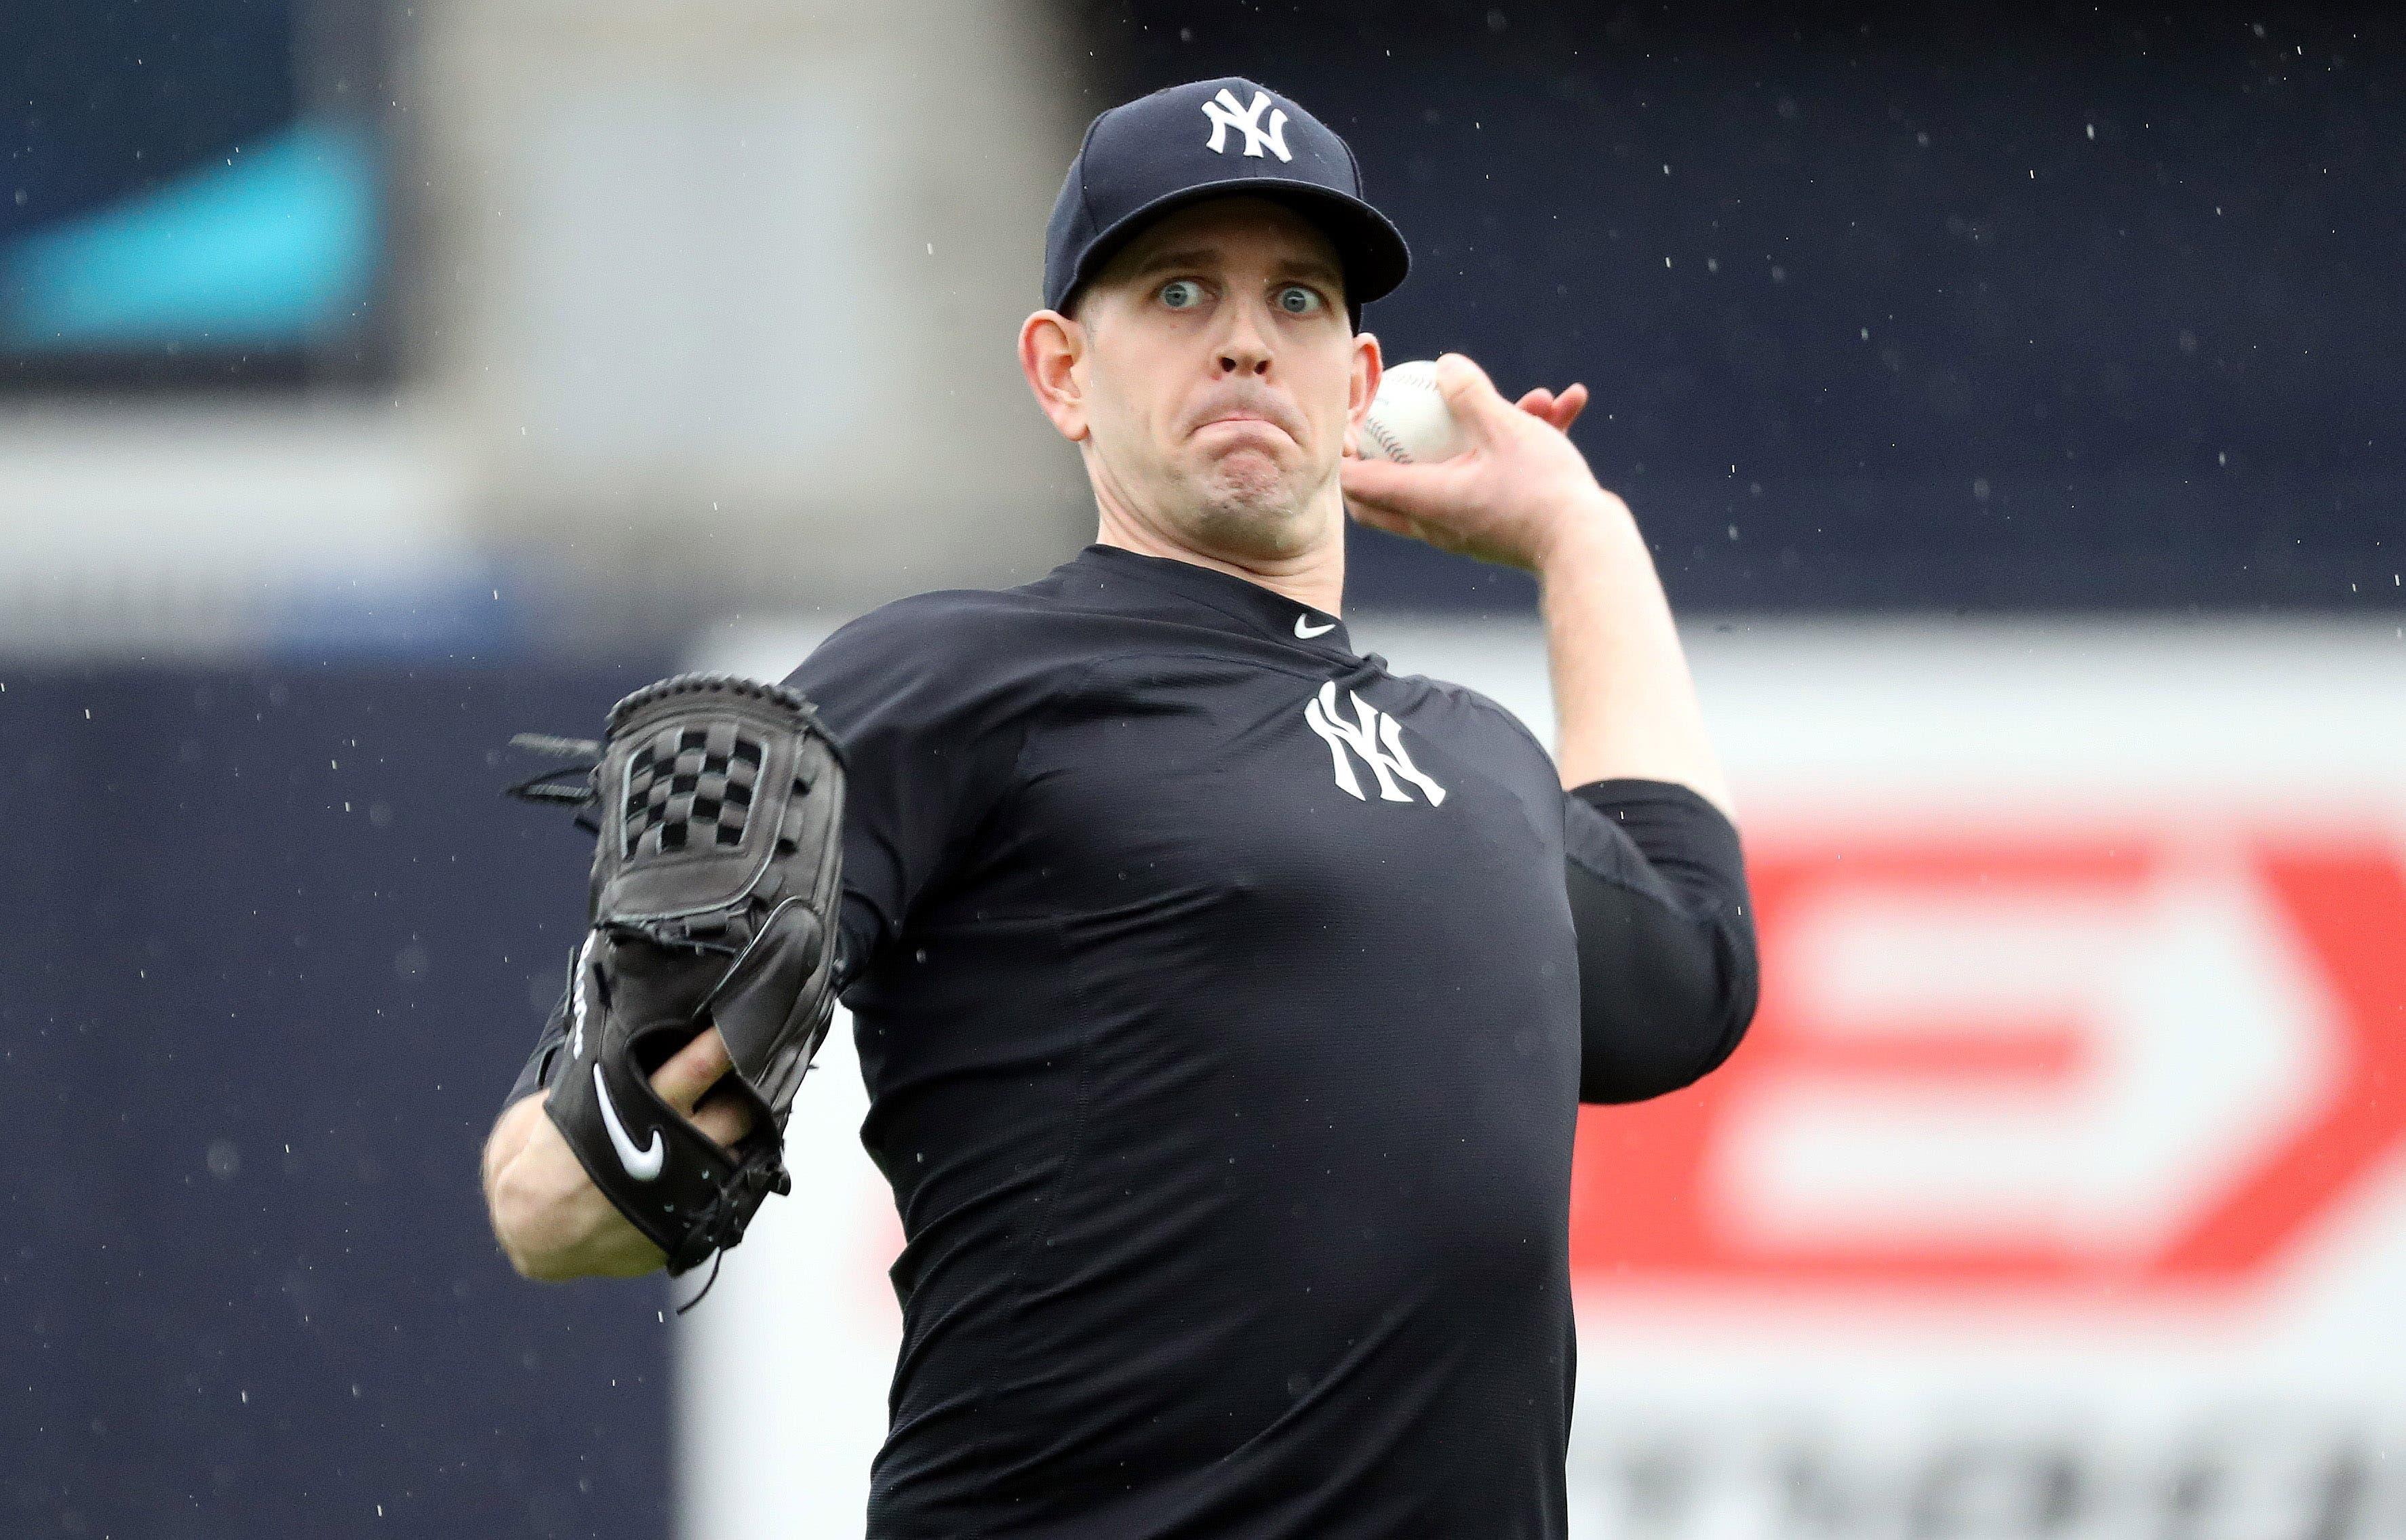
482,77,1757,1539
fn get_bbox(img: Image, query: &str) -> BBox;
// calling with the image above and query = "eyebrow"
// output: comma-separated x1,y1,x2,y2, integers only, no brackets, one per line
1122,245,1345,290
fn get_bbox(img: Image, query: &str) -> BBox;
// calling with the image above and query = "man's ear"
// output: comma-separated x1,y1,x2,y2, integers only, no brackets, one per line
1343,330,1383,457
1019,309,1090,444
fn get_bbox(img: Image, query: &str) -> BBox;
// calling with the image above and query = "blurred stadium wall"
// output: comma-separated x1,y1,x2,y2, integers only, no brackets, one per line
1,0,1086,659
7,3,2405,1538
411,0,1088,625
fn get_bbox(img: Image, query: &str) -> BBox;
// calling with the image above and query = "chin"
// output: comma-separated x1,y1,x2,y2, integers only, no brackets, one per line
1189,490,1316,561
1157,448,1328,559
1198,443,1302,508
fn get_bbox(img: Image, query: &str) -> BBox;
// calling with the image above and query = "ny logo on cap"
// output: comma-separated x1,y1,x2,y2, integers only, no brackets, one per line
1201,87,1292,163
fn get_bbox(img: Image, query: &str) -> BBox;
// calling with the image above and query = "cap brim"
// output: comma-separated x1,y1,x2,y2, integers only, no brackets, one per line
1055,178,1410,321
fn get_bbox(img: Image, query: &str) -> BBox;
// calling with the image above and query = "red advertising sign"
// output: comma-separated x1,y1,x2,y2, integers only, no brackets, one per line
1569,833,2406,1295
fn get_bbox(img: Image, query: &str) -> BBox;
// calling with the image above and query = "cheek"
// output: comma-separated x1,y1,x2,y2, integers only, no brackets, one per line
1094,335,1186,440
1299,347,1359,441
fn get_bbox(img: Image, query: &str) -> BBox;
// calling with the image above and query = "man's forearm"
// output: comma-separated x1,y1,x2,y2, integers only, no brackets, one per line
1537,493,1735,819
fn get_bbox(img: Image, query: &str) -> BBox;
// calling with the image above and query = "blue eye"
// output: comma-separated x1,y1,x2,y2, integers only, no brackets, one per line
1276,285,1323,315
1160,279,1203,310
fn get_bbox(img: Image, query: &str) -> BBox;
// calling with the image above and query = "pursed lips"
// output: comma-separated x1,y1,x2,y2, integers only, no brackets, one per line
1191,409,1298,444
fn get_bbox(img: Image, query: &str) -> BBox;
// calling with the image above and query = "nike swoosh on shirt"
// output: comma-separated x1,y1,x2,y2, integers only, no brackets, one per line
594,1065,665,1181
1294,615,1337,639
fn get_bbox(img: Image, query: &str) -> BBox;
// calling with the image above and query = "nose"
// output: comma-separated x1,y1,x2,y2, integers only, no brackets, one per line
1212,297,1274,379
1216,344,1271,378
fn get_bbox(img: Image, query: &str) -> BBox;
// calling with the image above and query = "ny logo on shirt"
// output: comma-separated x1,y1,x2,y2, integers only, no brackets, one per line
1200,87,1293,162
1303,682,1448,806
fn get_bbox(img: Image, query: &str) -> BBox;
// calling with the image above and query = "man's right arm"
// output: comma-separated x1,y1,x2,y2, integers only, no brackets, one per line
481,1026,754,1280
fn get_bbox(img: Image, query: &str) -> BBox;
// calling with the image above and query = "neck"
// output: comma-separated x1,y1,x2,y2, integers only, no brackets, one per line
1089,475,1347,616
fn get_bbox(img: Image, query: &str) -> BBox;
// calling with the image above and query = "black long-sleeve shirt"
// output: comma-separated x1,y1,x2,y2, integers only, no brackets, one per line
1563,778,1756,1102
506,544,1756,1539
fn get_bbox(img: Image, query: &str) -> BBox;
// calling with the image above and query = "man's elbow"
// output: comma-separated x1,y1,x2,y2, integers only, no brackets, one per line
1578,1000,1752,1103
1666,980,1756,1094
1577,924,1760,1103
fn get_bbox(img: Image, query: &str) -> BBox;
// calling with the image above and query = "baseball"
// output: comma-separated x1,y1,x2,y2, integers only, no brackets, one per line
1358,359,1469,464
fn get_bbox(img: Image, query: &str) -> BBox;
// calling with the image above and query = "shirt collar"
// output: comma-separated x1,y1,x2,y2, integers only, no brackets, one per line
1067,544,1356,659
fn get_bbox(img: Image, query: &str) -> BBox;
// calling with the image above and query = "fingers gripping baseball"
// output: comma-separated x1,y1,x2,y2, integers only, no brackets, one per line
1341,353,1613,572
1514,382,1590,435
1431,351,1519,437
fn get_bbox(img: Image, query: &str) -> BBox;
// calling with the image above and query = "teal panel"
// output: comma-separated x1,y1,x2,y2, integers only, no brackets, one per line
1,119,377,349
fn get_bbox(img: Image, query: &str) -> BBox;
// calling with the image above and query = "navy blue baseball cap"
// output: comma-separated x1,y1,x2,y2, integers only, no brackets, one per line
1043,77,1410,330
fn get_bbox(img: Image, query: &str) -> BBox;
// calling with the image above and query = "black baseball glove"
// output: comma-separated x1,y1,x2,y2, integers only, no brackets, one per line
508,673,846,1278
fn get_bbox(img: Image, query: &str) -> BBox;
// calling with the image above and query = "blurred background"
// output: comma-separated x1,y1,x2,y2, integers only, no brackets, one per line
5,1,2402,1535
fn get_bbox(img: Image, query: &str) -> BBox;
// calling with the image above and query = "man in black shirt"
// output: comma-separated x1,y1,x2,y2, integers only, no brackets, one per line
484,77,1756,1539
